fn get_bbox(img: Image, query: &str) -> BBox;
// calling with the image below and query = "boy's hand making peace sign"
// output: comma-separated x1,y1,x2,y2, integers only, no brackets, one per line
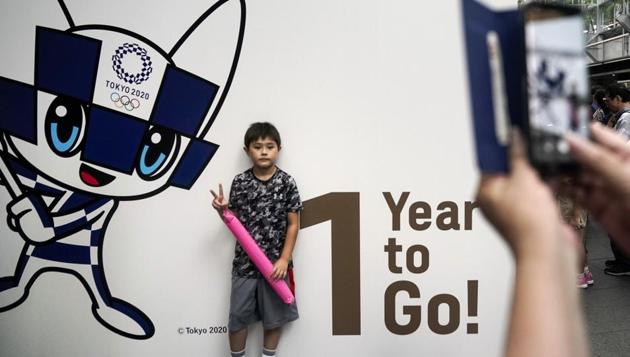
210,183,228,213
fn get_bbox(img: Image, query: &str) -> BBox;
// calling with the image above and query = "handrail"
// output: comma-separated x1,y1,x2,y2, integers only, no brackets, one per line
586,33,629,48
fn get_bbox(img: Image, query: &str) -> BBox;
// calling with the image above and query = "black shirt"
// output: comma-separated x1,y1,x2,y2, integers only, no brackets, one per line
228,168,302,278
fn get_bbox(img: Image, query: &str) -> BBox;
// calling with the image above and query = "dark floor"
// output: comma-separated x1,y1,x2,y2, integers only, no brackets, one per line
583,219,630,357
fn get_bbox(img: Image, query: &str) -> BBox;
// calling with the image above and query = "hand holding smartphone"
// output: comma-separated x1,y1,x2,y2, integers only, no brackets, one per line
522,2,590,174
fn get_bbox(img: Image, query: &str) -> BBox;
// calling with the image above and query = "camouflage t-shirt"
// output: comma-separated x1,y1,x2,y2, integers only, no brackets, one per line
228,167,302,278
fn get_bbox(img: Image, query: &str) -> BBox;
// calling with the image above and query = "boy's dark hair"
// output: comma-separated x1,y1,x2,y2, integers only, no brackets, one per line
606,84,630,102
244,122,281,148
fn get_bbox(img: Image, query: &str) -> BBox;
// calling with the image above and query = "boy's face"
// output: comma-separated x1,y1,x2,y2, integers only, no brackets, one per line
245,136,280,169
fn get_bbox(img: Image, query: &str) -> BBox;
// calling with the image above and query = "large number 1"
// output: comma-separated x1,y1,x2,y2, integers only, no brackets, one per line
300,192,361,335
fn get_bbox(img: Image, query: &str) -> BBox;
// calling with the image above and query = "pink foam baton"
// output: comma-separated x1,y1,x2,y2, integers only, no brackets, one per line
222,209,295,305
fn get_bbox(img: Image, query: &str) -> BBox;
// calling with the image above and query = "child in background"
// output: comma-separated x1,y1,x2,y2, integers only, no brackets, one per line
555,178,591,288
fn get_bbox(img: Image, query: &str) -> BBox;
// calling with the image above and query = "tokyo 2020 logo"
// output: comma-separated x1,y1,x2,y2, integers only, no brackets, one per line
111,43,153,85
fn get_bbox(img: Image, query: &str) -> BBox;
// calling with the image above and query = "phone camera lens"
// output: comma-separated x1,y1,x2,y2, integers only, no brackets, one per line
557,140,569,154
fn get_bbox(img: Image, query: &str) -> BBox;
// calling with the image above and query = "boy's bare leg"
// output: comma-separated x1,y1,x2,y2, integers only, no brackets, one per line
229,328,248,353
263,327,281,351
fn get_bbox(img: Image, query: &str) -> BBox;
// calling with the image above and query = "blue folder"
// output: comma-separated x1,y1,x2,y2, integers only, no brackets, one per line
462,0,525,173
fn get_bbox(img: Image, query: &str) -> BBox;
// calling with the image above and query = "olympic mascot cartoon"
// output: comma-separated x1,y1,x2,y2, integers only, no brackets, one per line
0,0,245,339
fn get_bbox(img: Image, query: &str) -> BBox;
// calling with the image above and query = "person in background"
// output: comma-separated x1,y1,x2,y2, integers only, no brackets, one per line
600,84,630,276
590,86,601,115
555,178,590,288
592,89,610,125
604,84,630,137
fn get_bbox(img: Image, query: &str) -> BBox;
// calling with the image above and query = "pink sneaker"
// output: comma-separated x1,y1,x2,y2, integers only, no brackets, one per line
577,273,588,289
585,270,594,285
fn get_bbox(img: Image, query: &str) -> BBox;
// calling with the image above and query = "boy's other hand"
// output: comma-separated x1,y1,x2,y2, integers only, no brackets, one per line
271,257,289,280
210,183,228,213
568,123,630,253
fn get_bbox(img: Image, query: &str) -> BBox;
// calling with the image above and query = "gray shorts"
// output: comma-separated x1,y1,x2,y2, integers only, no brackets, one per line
228,276,299,332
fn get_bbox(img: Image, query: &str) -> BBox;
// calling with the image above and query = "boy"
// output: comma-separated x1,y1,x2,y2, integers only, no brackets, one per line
211,122,302,357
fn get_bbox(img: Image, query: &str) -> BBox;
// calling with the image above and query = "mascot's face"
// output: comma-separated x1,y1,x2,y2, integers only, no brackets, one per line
6,27,219,199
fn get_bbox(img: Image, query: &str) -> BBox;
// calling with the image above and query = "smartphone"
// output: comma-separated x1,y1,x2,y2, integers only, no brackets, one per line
522,2,590,174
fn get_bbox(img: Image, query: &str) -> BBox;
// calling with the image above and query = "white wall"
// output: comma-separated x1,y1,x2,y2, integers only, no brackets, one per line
0,0,516,356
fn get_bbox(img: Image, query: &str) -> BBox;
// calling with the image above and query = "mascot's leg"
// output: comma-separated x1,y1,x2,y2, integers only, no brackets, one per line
85,264,155,339
0,245,39,311
0,247,154,339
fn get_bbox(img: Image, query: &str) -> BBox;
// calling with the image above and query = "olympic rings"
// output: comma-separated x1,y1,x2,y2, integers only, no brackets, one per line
110,92,141,111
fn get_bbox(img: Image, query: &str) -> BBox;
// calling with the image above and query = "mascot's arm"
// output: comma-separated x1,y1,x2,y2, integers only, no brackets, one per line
7,196,115,243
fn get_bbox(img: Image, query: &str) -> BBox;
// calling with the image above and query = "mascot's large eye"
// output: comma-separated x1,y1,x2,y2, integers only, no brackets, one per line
136,126,179,180
45,96,86,156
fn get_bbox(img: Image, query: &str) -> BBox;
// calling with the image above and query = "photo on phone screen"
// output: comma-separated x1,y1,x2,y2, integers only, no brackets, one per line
524,4,589,171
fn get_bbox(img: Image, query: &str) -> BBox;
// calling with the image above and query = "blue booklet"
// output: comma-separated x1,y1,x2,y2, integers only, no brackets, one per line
461,0,525,173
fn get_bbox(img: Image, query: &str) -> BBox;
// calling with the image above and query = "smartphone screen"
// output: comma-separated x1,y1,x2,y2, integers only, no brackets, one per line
524,4,589,171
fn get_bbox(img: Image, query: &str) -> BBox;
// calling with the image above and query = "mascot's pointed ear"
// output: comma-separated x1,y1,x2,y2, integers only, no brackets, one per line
169,0,246,138
0,0,76,84
57,0,76,28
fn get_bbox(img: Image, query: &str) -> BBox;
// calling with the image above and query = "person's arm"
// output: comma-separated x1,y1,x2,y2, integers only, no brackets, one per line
504,229,587,357
476,132,589,357
271,211,299,280
615,115,630,140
